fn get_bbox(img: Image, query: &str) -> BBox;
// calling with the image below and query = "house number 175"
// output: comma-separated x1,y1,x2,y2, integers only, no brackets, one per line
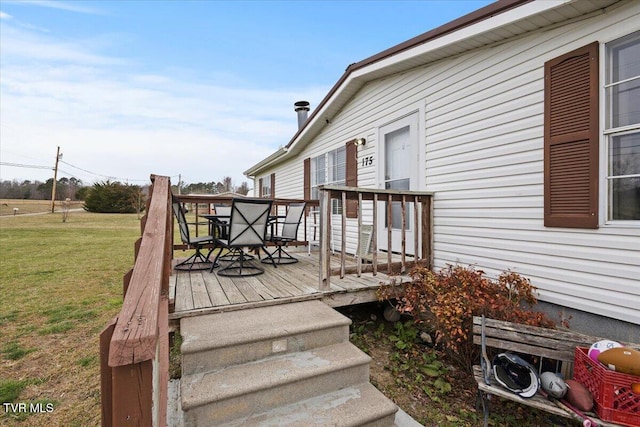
361,156,374,167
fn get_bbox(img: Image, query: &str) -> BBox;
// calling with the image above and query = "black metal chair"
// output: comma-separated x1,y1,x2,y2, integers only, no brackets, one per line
262,202,306,264
211,199,276,276
210,204,231,239
172,200,215,271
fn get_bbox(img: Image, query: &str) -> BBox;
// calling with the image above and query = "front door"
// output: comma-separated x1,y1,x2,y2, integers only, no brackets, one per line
378,113,418,254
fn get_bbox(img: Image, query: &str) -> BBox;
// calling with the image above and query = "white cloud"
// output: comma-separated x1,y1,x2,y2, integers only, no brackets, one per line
0,17,327,187
3,0,104,15
0,11,12,19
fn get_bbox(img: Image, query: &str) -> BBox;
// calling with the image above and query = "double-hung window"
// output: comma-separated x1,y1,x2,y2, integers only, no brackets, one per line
259,174,273,198
604,31,640,221
311,146,346,214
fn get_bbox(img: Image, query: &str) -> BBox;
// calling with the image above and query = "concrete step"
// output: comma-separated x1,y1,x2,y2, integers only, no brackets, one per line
181,342,371,426
180,300,351,375
218,382,398,427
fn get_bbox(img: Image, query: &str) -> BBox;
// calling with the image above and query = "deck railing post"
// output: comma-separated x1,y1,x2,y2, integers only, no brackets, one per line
319,188,331,291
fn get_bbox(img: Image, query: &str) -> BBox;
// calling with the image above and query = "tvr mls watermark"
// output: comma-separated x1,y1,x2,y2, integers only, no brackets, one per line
3,402,55,414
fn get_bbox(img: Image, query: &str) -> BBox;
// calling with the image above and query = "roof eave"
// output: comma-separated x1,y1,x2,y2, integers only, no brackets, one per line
245,0,588,175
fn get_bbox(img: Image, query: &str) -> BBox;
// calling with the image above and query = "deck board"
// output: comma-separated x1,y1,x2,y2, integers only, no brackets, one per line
202,273,230,306
191,273,212,309
170,249,408,320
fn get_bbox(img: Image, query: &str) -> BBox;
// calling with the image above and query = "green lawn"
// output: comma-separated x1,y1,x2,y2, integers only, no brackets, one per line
0,210,140,426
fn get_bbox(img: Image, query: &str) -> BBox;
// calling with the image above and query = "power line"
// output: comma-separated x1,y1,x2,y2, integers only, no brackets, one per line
59,160,149,182
0,161,53,170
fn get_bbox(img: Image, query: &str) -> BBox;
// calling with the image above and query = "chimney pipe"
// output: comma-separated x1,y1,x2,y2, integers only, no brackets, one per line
294,101,310,130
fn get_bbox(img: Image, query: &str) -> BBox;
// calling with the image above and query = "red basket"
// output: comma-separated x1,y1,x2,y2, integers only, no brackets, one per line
574,347,640,427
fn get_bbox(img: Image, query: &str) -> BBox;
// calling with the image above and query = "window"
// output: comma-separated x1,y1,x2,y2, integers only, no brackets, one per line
259,173,274,198
311,146,346,214
604,31,640,221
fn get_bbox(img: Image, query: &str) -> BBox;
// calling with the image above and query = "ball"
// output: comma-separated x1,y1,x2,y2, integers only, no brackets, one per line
540,372,567,399
597,347,640,376
588,340,622,362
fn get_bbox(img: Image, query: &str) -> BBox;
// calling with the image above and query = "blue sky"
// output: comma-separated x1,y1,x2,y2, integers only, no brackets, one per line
0,0,491,188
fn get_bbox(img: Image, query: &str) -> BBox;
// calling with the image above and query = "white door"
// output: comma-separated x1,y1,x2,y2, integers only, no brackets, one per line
378,113,419,254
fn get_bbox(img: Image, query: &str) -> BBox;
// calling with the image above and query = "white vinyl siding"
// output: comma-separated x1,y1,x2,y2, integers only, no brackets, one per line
252,1,640,325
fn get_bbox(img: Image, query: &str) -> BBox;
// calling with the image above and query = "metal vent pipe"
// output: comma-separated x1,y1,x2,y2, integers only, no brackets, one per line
294,101,310,130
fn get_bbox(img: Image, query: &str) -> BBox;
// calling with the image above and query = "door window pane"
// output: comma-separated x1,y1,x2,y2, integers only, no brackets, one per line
384,125,411,230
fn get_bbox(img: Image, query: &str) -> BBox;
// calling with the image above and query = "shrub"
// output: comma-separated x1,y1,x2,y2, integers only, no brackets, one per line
379,264,555,370
83,180,145,213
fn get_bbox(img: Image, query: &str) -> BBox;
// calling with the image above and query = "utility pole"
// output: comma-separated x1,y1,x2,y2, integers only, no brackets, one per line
51,146,61,213
178,174,182,195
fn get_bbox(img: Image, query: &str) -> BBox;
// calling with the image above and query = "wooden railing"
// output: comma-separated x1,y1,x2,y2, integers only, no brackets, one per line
318,186,434,291
100,175,172,427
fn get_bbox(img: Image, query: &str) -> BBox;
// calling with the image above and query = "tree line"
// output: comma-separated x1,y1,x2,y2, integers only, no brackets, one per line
0,177,249,205
0,177,86,201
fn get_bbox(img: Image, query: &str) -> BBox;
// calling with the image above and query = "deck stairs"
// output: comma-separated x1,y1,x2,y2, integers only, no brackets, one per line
178,300,400,426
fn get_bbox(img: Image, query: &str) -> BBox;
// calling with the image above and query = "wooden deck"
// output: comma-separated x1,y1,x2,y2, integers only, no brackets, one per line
169,249,409,320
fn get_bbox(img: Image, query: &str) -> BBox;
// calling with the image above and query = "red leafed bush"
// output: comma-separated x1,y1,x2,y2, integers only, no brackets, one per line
379,264,556,370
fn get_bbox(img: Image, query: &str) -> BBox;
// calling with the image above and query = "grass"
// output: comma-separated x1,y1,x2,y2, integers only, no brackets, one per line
0,199,84,216
0,209,140,426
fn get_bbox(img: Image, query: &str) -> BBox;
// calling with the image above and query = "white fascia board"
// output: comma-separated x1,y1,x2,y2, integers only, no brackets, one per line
243,146,287,178
351,0,573,78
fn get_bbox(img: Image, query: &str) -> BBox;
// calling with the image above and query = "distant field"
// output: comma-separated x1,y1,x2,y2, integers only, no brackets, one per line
0,210,141,426
0,199,84,216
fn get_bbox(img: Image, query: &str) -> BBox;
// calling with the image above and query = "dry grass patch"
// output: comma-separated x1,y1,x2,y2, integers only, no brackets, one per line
0,211,139,426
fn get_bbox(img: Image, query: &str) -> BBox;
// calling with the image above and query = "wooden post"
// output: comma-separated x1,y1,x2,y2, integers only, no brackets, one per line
413,196,419,261
387,194,392,272
401,195,406,273
340,191,346,279
100,317,117,427
372,194,378,276
319,189,331,291
421,196,432,268
112,361,153,426
50,146,61,213
356,193,362,277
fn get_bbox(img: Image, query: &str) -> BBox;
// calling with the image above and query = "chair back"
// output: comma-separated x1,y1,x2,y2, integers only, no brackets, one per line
281,203,306,239
213,204,231,217
172,201,190,244
227,199,273,247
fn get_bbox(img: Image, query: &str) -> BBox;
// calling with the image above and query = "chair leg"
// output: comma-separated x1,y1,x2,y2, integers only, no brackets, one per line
175,246,212,271
209,247,225,272
217,248,265,277
260,246,278,268
261,242,297,265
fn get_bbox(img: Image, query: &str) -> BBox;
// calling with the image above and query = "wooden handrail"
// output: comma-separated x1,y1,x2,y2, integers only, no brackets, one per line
101,174,172,427
108,176,170,366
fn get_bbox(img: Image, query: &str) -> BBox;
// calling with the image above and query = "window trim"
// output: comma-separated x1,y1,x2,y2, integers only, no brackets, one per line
259,174,274,198
310,145,347,215
599,32,640,226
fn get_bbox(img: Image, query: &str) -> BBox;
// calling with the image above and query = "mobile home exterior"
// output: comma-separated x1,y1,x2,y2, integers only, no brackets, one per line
245,0,639,340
